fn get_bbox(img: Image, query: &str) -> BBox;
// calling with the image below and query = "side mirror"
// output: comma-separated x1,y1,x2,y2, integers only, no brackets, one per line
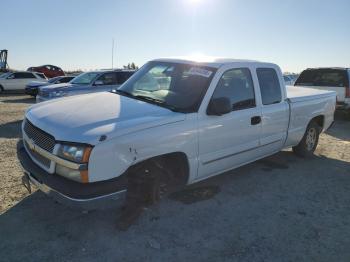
207,97,232,116
94,80,104,86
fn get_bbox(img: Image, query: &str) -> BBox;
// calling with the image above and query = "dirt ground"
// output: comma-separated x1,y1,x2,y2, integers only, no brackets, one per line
0,94,350,262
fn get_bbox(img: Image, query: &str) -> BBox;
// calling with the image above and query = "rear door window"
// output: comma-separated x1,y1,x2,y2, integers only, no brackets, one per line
257,68,282,105
295,69,348,87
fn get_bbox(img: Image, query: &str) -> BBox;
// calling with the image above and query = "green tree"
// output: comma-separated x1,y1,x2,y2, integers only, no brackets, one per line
123,62,138,70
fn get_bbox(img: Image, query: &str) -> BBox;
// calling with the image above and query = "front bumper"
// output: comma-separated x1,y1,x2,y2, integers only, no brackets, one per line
25,87,39,96
35,95,50,103
17,140,127,209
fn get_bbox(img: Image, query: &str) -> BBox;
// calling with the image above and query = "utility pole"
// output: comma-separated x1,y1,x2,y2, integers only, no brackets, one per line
112,38,115,69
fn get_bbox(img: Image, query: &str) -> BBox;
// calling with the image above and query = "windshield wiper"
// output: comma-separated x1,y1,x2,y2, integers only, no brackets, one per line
134,95,163,103
111,89,134,97
134,95,183,113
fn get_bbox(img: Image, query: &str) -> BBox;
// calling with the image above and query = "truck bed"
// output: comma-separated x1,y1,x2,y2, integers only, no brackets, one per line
286,85,336,103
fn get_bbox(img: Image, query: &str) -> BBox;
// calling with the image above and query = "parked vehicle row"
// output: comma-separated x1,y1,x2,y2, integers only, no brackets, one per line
25,76,75,97
18,58,336,208
36,69,135,102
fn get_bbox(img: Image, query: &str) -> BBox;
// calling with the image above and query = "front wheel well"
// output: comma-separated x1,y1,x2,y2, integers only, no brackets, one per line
128,152,190,188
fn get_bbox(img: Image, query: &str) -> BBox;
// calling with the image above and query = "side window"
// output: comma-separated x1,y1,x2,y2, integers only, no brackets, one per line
13,72,35,79
116,72,133,84
12,73,21,79
212,68,256,111
60,77,72,83
23,73,36,79
37,73,46,79
257,68,282,105
96,73,118,85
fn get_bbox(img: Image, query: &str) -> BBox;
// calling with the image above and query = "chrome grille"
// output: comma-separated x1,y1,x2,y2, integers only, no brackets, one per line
24,140,51,168
23,119,55,153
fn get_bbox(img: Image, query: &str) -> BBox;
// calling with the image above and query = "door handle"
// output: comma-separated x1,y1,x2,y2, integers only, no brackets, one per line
251,116,261,125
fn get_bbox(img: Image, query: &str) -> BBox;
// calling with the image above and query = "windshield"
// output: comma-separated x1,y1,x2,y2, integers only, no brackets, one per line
116,62,216,113
70,72,100,85
48,76,61,83
0,72,11,78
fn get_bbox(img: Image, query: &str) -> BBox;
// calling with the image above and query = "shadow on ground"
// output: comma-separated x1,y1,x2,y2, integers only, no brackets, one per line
0,96,35,104
0,120,23,138
325,121,350,141
1,151,350,262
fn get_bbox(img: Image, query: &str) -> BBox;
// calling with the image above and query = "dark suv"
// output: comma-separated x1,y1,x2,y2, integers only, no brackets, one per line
295,68,350,108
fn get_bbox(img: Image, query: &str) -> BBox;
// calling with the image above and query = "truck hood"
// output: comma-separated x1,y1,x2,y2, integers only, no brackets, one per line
26,92,185,145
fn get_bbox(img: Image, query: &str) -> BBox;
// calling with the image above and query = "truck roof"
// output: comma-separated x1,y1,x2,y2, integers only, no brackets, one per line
152,57,275,68
304,67,350,71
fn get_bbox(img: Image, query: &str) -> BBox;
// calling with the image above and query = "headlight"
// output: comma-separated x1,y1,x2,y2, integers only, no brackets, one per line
49,90,67,98
57,143,92,163
56,143,92,183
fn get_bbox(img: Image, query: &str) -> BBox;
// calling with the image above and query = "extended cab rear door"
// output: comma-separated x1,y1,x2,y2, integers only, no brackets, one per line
255,66,289,152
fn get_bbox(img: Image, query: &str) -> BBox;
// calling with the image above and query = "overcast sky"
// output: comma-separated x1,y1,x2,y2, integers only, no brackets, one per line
2,0,350,72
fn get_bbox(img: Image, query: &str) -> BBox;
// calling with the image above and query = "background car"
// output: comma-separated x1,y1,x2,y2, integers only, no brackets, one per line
36,69,135,102
25,76,75,97
283,74,299,86
27,64,65,78
295,68,350,109
0,71,47,92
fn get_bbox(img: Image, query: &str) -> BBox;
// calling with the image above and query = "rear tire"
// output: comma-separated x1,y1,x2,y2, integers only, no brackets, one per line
292,121,320,158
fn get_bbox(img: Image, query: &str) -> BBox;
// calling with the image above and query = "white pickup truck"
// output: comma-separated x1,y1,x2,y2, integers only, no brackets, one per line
18,58,336,207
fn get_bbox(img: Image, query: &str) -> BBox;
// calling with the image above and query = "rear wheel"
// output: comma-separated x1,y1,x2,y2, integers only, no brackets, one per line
292,121,320,157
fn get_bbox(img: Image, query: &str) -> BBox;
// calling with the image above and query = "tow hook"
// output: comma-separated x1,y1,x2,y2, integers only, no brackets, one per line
22,173,32,194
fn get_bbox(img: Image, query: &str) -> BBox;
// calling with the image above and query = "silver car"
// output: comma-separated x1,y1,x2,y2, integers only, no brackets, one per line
36,70,135,103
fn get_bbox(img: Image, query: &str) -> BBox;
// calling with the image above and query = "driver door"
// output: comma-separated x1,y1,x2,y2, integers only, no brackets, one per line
197,67,262,179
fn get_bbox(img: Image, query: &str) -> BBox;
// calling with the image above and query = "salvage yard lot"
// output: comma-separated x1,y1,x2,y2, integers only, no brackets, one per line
1,94,350,262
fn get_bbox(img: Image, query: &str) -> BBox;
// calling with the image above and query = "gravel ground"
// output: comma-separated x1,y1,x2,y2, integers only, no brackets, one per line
0,94,350,262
